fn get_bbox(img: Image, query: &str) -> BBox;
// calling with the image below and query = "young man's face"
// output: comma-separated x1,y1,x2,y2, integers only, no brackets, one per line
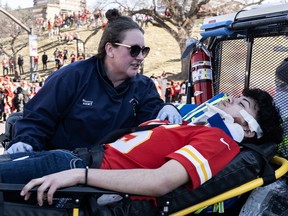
216,96,259,135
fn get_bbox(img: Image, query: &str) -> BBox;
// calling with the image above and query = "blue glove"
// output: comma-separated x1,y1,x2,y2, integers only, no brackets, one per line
5,142,33,154
156,105,182,124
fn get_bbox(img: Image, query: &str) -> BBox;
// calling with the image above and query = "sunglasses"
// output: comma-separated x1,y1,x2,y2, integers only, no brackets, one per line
114,42,150,58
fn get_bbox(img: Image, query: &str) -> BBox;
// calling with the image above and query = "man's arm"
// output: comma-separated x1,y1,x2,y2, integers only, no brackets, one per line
21,160,189,206
86,159,189,196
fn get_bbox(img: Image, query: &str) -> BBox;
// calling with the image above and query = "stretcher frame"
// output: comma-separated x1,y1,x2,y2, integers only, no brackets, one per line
170,156,288,216
0,155,286,216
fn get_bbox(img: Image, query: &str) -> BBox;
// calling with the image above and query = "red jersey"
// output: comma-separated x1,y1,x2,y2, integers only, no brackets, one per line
100,120,240,189
34,56,38,63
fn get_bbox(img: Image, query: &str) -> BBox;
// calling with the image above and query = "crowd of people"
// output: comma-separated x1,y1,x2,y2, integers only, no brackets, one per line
0,76,43,121
0,41,89,121
33,8,107,39
150,72,187,104
132,13,153,28
1,54,25,77
1,46,85,83
0,7,108,81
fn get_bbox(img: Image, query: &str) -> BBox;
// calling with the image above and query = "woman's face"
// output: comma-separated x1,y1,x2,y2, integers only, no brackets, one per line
111,29,147,78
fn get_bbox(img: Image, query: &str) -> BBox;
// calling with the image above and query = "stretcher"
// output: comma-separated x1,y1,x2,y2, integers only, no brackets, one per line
0,147,286,216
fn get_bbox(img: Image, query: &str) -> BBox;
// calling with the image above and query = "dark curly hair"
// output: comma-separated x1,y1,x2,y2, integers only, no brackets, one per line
95,9,144,59
242,88,283,144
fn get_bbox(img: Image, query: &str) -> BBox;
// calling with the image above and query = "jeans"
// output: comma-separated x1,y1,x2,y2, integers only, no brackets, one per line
0,150,86,184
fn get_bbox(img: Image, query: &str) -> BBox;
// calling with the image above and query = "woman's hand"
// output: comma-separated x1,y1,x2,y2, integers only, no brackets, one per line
20,169,84,206
156,105,182,124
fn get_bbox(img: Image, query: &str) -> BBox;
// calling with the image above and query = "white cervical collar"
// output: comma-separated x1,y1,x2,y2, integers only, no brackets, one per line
191,104,245,143
239,109,263,139
192,104,233,123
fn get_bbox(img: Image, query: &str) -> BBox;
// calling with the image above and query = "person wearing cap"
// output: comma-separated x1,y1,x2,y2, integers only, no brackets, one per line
0,88,281,214
5,9,182,154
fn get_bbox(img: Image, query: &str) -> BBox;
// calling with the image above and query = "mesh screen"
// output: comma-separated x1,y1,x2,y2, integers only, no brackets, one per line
213,39,247,96
212,36,288,158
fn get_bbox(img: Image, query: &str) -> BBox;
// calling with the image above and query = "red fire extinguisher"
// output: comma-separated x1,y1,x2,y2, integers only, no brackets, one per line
191,45,213,105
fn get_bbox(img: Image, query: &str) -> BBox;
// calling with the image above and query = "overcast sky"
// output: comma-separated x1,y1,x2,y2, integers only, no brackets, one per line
1,0,95,9
1,0,286,9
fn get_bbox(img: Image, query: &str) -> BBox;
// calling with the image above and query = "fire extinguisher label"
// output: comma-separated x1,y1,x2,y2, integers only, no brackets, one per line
192,61,212,67
192,68,213,81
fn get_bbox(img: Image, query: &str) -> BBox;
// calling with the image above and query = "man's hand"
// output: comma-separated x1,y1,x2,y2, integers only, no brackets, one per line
156,105,182,124
5,142,33,154
20,169,83,206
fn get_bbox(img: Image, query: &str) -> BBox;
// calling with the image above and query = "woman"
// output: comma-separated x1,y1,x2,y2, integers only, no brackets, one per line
6,9,181,153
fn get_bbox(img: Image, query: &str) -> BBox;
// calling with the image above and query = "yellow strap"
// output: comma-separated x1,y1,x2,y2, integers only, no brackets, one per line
219,201,225,213
212,203,218,212
193,206,207,214
73,208,79,216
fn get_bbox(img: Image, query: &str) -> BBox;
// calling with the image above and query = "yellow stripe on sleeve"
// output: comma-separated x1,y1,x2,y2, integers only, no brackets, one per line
175,145,212,184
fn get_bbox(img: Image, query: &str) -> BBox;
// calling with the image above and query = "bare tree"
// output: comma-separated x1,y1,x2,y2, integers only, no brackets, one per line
0,7,33,78
100,0,265,78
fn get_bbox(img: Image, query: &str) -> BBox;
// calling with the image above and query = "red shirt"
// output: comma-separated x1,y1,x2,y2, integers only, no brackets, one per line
70,54,76,62
100,120,240,190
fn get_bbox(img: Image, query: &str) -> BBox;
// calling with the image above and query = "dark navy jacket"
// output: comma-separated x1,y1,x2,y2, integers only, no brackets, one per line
10,57,164,151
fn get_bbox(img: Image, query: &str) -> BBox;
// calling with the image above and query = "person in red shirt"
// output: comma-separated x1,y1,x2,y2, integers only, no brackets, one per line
47,20,53,39
70,51,76,63
99,120,239,190
174,81,181,102
33,55,39,72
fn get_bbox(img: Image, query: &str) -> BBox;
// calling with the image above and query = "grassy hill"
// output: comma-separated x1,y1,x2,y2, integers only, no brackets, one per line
17,21,202,81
